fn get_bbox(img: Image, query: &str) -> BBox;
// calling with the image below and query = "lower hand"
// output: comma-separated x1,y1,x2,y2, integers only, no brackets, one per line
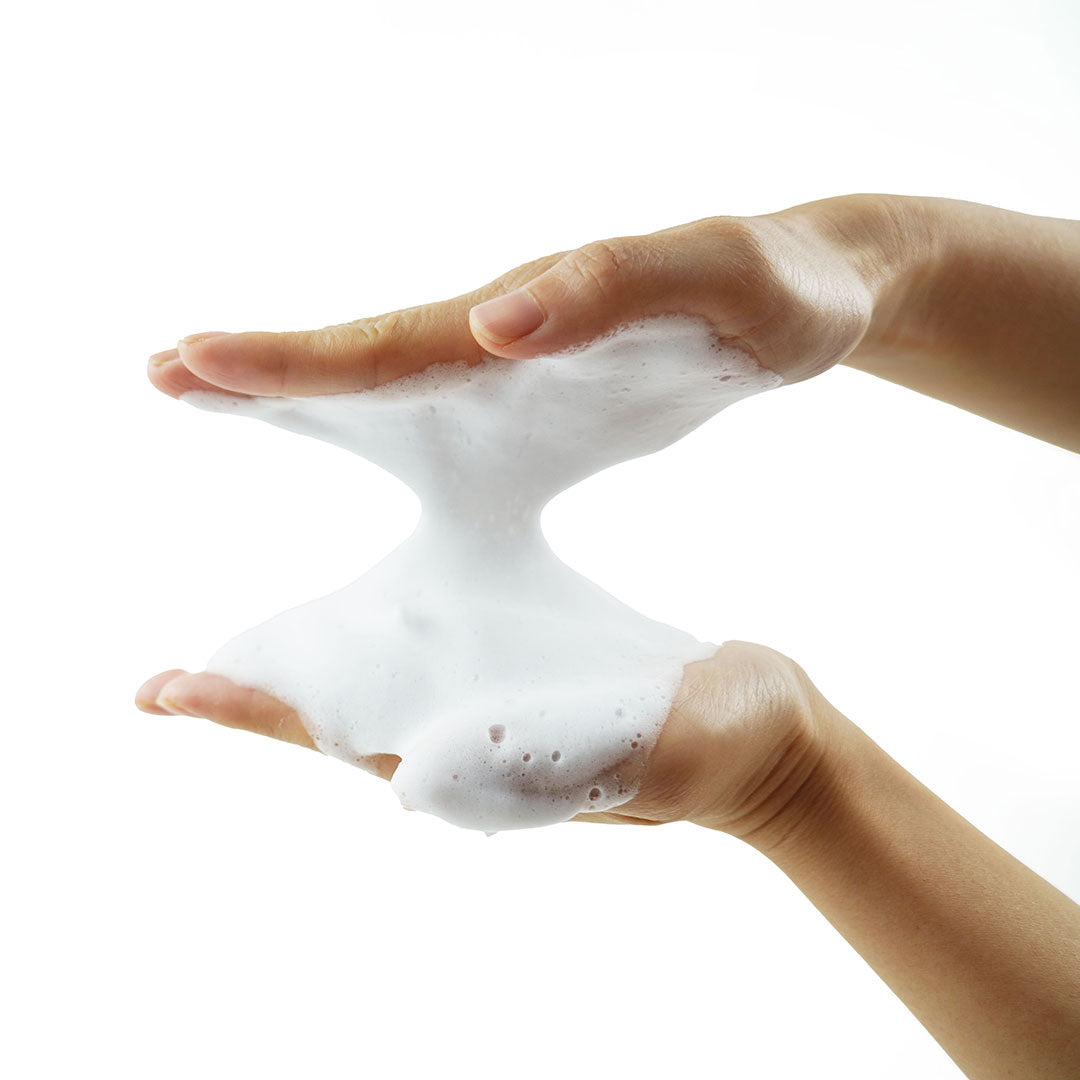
135,641,833,834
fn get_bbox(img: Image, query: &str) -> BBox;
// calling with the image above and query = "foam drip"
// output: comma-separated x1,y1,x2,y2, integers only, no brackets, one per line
181,315,782,831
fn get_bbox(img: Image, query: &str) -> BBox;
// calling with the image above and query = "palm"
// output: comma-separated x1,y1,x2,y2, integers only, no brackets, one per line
135,642,818,834
579,642,822,831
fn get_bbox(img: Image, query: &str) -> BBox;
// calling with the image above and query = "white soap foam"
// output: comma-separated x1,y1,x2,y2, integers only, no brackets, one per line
181,315,782,831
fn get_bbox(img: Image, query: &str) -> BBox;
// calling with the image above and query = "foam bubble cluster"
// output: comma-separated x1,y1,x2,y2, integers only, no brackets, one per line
182,315,782,831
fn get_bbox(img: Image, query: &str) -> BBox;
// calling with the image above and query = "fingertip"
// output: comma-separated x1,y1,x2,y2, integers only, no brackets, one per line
468,288,546,353
136,700,174,716
467,287,620,362
176,332,257,394
149,347,179,367
152,671,318,750
147,354,239,399
135,668,190,714
178,330,320,396
151,671,218,718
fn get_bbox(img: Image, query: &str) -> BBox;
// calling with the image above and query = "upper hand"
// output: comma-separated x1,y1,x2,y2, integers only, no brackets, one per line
148,210,877,400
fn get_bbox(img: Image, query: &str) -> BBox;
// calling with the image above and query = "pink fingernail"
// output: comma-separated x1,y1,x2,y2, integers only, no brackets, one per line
469,289,545,346
149,348,178,367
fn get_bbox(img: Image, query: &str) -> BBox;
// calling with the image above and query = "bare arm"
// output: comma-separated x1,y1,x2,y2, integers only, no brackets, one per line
779,194,1080,451
737,699,1080,1078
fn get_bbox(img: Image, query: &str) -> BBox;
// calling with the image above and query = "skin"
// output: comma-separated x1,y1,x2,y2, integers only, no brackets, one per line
137,194,1080,1077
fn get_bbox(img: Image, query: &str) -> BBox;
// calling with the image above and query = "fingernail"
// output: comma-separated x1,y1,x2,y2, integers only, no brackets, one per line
149,348,178,367
469,289,545,345
179,331,231,347
156,693,198,717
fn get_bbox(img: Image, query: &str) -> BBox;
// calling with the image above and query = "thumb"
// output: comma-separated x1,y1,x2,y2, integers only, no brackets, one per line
468,233,703,358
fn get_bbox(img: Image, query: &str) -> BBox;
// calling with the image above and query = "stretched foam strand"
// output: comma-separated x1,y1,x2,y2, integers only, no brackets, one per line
181,315,783,831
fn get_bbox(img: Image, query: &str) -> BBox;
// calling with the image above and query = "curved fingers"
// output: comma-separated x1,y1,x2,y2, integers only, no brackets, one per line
136,669,317,749
134,670,403,780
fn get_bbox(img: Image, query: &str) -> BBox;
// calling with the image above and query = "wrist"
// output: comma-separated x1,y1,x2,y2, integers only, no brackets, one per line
729,698,913,874
729,703,856,858
678,653,849,844
767,193,941,358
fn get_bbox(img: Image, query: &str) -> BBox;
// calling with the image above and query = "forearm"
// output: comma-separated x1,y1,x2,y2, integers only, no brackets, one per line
774,194,1080,451
741,704,1080,1078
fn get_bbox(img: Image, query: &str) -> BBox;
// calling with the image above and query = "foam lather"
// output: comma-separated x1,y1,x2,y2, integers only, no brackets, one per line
182,315,782,832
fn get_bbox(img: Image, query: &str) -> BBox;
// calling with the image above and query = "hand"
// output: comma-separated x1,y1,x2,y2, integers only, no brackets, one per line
140,200,892,826
135,641,832,834
146,199,898,401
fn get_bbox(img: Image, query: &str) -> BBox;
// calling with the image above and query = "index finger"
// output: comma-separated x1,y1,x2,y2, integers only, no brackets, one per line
168,251,568,397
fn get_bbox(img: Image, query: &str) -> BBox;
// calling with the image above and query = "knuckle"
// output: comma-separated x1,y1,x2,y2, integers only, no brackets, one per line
560,237,638,298
332,312,408,387
492,251,569,296
303,323,352,365
698,216,779,294
345,309,404,351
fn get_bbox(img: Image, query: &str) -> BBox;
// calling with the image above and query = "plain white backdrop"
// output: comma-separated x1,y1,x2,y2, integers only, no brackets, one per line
3,1,1078,1076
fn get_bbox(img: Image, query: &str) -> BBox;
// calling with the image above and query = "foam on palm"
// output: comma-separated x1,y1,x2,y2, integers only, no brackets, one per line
181,315,782,831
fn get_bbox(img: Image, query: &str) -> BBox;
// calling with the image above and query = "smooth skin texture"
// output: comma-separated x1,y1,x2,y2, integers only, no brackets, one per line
138,194,1080,1077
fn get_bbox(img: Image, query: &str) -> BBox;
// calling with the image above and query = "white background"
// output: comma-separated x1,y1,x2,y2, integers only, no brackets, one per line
2,1,1078,1077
